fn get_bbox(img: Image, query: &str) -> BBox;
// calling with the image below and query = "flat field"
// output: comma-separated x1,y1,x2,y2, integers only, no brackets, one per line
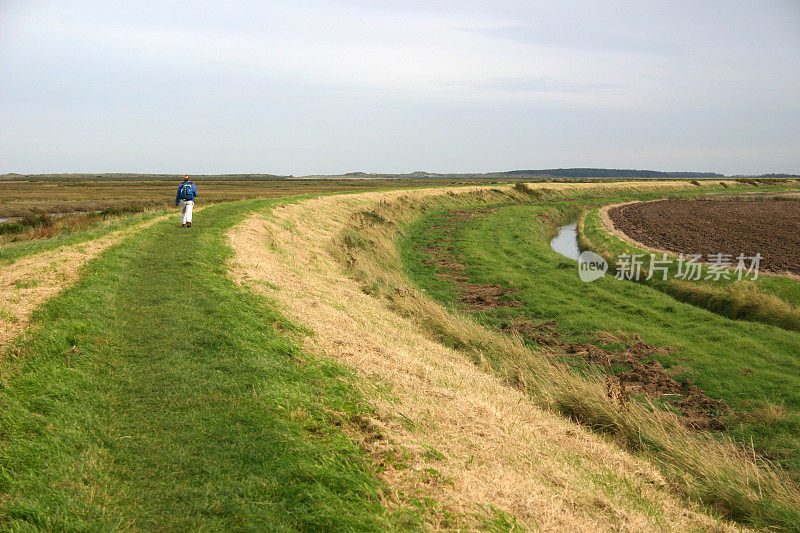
609,199,800,275
0,175,493,217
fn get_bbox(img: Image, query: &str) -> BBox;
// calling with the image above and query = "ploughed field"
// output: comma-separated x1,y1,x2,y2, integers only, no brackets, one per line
609,199,800,275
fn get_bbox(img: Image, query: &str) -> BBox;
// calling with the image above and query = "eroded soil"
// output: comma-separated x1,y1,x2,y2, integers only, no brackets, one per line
420,207,522,310
609,199,800,275
502,321,728,430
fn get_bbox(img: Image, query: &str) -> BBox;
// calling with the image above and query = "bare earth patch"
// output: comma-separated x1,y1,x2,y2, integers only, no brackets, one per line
228,183,739,531
503,319,727,430
420,207,523,310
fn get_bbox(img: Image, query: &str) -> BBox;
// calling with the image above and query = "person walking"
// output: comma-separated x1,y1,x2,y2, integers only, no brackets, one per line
175,175,198,227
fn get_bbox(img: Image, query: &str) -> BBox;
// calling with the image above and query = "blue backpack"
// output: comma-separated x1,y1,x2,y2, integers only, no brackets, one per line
179,182,195,200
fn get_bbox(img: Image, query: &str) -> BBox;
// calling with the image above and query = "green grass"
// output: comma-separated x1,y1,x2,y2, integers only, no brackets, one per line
0,199,417,530
400,199,800,483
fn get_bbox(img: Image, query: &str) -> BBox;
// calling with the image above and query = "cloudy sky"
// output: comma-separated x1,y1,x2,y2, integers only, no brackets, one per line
1,0,798,175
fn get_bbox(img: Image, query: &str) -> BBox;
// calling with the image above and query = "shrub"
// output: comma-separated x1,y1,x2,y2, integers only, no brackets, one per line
99,205,145,217
20,213,53,228
513,183,543,198
0,221,27,235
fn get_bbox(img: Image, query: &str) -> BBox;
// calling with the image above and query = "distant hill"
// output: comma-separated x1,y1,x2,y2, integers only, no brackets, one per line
496,168,725,178
303,168,732,180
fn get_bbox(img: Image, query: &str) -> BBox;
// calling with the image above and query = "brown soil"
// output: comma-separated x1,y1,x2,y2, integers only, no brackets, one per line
420,207,522,310
608,199,800,275
503,321,727,430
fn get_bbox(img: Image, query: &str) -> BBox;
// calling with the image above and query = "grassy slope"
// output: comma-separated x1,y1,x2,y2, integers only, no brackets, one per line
400,199,800,482
0,199,412,530
336,184,800,529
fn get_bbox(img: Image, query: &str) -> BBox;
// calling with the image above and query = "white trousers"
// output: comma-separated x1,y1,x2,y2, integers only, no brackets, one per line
180,200,194,224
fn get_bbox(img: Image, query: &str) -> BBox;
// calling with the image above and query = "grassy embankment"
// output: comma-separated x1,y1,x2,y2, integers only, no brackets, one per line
3,178,799,529
330,181,800,530
0,199,420,530
408,200,800,468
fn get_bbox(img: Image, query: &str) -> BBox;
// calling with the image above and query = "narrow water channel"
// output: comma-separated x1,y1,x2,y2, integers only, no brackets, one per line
549,220,580,260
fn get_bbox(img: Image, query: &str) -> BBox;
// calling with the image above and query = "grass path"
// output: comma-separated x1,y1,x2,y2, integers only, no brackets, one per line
0,209,169,265
0,199,401,530
0,211,173,346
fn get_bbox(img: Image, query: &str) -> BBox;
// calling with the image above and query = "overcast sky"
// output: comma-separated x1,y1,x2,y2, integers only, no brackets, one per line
1,0,799,175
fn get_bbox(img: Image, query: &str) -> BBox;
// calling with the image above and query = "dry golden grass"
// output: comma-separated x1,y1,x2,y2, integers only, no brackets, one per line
593,330,643,345
665,279,800,327
739,403,787,425
228,183,746,531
